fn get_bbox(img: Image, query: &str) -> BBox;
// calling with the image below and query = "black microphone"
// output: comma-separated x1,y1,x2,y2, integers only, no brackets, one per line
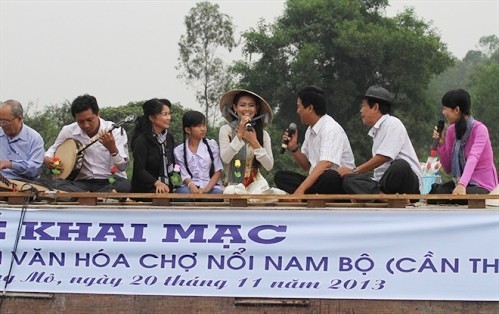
431,120,445,151
280,123,297,154
245,122,253,131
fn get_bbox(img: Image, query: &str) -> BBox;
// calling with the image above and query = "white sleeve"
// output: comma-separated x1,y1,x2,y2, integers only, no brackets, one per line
319,124,344,166
301,128,310,157
375,120,405,160
44,125,73,157
219,124,244,164
254,130,274,171
109,126,129,171
112,126,130,159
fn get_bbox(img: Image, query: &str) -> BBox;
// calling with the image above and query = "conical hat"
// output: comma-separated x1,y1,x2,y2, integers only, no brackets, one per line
219,89,273,127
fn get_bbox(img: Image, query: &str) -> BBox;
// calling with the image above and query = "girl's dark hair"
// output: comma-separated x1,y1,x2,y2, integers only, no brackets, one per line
441,89,471,140
182,111,214,178
131,98,171,150
232,92,264,171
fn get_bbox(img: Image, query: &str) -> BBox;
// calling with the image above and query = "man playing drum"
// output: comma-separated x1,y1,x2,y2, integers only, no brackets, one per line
0,100,45,186
44,94,131,192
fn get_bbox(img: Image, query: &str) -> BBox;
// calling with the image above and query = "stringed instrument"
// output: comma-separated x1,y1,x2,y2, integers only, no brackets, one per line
53,114,136,180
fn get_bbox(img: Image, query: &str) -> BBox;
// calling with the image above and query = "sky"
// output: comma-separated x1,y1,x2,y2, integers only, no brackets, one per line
1,0,498,113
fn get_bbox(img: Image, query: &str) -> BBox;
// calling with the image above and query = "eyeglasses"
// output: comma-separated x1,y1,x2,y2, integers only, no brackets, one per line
0,117,18,127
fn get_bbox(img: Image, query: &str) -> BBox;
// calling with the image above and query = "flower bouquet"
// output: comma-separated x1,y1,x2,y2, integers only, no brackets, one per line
234,159,241,178
170,164,182,188
51,157,61,176
108,165,117,191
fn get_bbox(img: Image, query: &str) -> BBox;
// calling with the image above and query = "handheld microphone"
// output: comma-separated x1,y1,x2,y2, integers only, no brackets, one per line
427,120,445,164
245,122,253,131
430,120,445,153
280,123,297,154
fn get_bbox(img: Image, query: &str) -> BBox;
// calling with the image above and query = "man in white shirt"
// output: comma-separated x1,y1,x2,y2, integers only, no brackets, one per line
338,86,422,194
274,86,355,194
44,94,131,192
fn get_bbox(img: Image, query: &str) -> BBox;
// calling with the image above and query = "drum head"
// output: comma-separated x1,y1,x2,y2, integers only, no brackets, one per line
54,139,83,179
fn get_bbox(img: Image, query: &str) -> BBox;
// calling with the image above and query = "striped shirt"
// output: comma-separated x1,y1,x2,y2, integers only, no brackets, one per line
301,114,355,173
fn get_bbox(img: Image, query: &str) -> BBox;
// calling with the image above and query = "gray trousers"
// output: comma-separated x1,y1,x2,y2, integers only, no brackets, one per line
51,177,131,193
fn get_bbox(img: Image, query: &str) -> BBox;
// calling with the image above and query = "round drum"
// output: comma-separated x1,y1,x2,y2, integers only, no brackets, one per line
53,139,84,180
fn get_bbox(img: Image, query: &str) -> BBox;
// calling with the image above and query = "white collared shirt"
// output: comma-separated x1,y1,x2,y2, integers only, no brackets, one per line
301,114,355,173
174,138,223,188
45,118,129,179
369,114,422,186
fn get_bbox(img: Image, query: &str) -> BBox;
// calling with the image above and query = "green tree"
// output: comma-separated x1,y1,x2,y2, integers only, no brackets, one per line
24,101,73,150
470,62,499,165
99,101,143,141
99,101,187,150
478,34,499,58
234,0,453,175
425,36,498,118
469,37,499,166
177,1,236,126
426,35,499,167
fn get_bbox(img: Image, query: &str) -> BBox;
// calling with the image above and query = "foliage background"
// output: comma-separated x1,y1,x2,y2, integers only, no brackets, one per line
21,0,498,184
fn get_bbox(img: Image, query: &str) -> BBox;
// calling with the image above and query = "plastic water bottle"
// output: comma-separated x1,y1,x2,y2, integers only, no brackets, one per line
434,174,442,185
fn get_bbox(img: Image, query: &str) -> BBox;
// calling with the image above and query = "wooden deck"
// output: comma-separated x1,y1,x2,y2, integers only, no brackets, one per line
1,190,498,209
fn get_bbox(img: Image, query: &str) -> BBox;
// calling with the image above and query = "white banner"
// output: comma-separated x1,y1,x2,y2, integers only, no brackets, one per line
0,207,498,300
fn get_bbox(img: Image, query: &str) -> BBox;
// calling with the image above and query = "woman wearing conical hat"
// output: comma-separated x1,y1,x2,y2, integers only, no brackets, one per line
218,89,284,195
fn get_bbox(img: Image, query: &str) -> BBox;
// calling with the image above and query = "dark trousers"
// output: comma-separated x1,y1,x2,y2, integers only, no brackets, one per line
429,181,489,194
274,169,345,194
343,159,419,194
51,177,131,193
428,180,489,204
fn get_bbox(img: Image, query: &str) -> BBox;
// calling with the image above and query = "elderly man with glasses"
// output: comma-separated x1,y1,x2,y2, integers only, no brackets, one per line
0,99,45,181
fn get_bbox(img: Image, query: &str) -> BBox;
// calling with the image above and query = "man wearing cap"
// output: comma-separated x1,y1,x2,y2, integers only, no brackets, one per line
274,86,355,195
338,86,422,195
0,99,45,182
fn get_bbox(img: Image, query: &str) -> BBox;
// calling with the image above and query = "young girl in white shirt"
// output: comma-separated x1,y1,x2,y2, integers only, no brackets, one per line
173,111,223,194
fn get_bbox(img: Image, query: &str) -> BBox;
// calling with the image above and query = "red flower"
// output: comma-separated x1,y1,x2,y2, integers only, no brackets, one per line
111,165,117,174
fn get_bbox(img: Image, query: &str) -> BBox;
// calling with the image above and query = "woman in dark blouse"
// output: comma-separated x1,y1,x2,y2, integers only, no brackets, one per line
131,98,175,193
